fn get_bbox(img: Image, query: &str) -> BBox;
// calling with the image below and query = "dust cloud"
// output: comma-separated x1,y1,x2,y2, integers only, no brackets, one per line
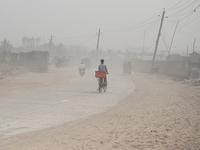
1,0,200,149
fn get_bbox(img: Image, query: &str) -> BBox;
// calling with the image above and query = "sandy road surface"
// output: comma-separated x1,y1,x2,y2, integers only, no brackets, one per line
1,68,200,150
0,67,134,145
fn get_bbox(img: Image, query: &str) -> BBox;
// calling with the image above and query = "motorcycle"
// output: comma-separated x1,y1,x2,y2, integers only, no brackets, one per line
95,71,107,93
79,68,85,77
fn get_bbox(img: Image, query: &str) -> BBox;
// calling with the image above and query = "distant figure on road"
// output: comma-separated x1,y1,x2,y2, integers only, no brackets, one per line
79,62,85,70
79,62,86,76
123,61,132,74
123,61,127,73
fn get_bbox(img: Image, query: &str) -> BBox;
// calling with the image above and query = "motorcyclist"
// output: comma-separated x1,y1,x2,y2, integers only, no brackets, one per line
79,62,85,70
79,62,86,76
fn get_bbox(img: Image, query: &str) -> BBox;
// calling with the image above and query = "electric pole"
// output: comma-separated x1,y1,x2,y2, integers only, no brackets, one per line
96,28,101,59
3,39,7,52
49,35,53,52
151,9,165,73
169,20,179,55
142,31,146,59
193,38,196,52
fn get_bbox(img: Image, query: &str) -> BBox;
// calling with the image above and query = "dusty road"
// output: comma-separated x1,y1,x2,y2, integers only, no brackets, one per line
1,67,200,150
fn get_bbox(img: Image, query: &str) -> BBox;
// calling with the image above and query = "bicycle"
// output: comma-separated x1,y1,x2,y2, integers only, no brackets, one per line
95,71,108,93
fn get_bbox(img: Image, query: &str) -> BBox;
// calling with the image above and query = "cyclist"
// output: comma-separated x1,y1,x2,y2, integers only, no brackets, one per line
98,59,109,89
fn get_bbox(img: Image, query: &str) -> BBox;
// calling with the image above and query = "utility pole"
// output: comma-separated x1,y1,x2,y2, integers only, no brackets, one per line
169,20,179,55
193,38,196,52
3,39,7,52
142,31,146,59
49,35,53,52
187,46,188,54
151,9,165,73
96,28,101,59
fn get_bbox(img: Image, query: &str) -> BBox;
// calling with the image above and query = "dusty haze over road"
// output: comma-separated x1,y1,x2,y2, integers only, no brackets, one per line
1,0,199,52
0,67,200,149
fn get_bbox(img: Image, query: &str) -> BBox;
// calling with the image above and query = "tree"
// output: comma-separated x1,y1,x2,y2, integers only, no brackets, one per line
0,39,13,53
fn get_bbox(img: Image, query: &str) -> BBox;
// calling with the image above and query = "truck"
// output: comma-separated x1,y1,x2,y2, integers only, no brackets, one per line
28,51,49,73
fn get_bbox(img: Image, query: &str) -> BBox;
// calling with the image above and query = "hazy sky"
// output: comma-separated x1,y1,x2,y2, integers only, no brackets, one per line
1,0,200,53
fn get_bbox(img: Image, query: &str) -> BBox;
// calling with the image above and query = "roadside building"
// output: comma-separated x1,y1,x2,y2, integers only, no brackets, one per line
167,53,191,62
164,54,191,78
131,55,166,73
190,51,200,63
189,51,200,78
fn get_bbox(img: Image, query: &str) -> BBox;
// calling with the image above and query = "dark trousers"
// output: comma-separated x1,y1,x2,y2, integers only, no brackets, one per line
99,77,107,86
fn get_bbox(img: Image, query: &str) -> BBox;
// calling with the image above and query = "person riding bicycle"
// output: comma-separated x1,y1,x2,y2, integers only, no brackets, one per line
98,59,109,86
99,59,108,72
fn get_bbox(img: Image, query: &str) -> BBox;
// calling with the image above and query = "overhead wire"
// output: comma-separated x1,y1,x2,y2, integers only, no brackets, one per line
165,19,200,32
102,18,160,42
104,10,162,33
103,0,198,49
168,0,192,10
188,15,200,24
173,43,192,48
56,29,97,40
176,12,194,33
104,18,160,34
79,34,97,43
194,4,200,11
164,21,198,39
168,0,199,18
167,0,186,11
161,34,170,54
179,11,194,20
160,20,196,54
51,1,199,50
160,25,170,52
132,19,161,41
106,18,160,38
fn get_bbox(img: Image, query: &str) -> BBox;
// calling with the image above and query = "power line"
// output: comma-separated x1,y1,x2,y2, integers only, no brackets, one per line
165,19,200,32
56,29,97,40
104,10,162,33
103,18,160,41
188,15,200,24
167,0,185,11
169,20,179,55
163,22,200,41
161,34,169,54
102,19,160,43
168,0,192,11
104,18,159,34
178,11,194,20
194,4,200,11
168,0,199,18
176,13,194,34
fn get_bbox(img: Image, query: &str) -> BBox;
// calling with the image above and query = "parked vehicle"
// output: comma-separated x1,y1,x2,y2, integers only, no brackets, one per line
123,61,132,74
28,51,49,73
54,56,69,68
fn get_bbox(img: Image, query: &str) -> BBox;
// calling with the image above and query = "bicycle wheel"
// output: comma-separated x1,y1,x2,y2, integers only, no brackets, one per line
99,87,102,93
103,82,107,92
103,86,107,92
99,78,103,93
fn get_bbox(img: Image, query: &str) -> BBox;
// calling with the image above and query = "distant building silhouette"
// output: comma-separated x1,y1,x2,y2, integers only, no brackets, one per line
22,37,41,48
